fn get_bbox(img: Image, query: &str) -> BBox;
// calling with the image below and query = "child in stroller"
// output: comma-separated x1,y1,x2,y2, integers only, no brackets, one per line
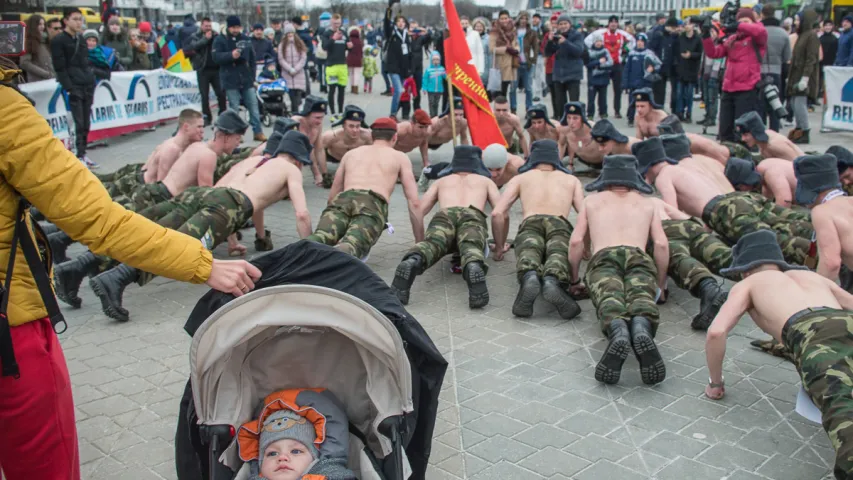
257,57,290,127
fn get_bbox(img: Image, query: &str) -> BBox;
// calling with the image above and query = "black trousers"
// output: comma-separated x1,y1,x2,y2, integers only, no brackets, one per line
653,74,678,112
554,80,580,119
197,68,225,122
288,89,304,114
610,63,623,115
719,89,759,142
412,65,423,110
68,87,94,158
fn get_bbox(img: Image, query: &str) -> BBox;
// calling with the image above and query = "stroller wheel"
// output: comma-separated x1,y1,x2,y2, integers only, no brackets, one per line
262,114,272,127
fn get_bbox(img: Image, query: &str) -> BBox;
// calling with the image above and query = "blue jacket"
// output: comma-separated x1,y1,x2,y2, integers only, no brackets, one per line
178,17,198,53
624,47,659,90
422,52,446,93
250,36,276,65
545,28,585,83
836,29,853,66
212,32,256,91
586,46,613,87
647,24,665,58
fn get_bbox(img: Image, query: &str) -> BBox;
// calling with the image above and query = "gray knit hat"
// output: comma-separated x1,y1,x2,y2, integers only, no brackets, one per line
720,230,808,276
558,14,571,24
258,409,319,467
482,144,508,169
724,157,762,188
794,154,842,205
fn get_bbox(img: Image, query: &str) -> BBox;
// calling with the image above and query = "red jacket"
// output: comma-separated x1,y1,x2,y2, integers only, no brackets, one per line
399,76,417,101
603,30,626,64
541,34,555,74
703,22,768,93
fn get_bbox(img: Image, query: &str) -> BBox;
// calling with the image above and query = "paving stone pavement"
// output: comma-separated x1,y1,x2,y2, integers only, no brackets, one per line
57,85,850,480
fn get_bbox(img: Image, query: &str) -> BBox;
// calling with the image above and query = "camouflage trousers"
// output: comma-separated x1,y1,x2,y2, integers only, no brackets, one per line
702,192,811,266
130,181,173,213
783,307,853,478
97,162,143,183
586,246,659,335
214,147,254,183
515,215,573,286
107,170,146,202
306,189,389,260
662,219,733,291
404,207,488,272
722,141,761,164
135,186,253,285
762,201,815,240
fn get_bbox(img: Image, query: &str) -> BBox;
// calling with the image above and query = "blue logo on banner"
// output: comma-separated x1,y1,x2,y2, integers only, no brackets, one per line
127,74,151,100
833,77,853,123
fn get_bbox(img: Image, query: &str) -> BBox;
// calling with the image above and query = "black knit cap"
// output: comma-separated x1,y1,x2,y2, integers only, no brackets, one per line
437,145,490,178
585,155,654,194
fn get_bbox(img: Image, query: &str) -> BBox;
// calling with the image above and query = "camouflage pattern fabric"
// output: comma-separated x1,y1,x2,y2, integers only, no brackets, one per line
761,201,814,240
214,147,254,183
130,181,173,213
703,192,810,266
585,246,660,335
515,215,573,286
306,189,389,259
723,141,761,164
782,308,853,478
111,171,146,199
662,219,716,292
405,207,488,272
96,162,143,183
137,187,202,222
750,338,794,362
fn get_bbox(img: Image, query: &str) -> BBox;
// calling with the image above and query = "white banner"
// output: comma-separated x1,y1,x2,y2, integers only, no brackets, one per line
823,66,853,132
19,69,205,148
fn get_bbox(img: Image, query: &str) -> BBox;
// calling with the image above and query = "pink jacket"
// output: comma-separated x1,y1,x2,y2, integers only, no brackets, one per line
703,22,768,93
278,42,307,91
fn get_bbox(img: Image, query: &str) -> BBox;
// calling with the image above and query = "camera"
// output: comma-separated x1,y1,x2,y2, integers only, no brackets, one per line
719,0,741,31
758,76,787,119
691,15,714,37
0,21,26,57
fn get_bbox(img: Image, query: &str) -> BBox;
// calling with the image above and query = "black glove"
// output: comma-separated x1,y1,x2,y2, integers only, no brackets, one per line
322,172,334,189
723,22,739,34
254,229,273,251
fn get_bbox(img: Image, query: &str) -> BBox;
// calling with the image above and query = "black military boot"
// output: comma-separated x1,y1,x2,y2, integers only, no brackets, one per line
512,271,541,318
541,276,581,320
630,316,666,385
463,261,489,309
89,264,139,322
391,254,424,306
38,222,59,235
594,318,631,384
690,278,728,330
54,252,100,308
48,231,73,265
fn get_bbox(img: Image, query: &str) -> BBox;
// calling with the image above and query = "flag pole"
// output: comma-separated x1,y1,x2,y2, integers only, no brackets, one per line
448,74,457,147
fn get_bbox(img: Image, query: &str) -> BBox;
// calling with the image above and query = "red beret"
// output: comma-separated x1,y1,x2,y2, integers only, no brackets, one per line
412,109,432,126
370,117,398,131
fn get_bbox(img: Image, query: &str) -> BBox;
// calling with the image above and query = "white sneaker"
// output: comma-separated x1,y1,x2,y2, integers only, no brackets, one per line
81,156,100,169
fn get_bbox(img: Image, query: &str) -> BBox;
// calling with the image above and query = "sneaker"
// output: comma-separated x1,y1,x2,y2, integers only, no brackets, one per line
81,156,100,169
614,113,622,119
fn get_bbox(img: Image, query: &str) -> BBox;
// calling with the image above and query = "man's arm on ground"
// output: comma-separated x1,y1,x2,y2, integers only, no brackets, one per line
517,119,529,157
316,130,331,175
197,150,217,187
419,181,439,217
460,123,470,146
491,177,520,251
650,205,670,291
327,157,347,204
706,281,751,387
399,157,424,242
287,171,313,238
569,201,589,283
814,210,843,281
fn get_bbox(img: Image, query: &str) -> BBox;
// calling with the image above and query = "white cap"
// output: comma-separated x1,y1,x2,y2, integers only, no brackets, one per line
483,144,508,169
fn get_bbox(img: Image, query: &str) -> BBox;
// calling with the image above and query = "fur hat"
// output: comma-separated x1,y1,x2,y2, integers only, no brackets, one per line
437,145,490,178
523,104,554,129
659,134,691,161
794,154,842,205
585,155,654,194
482,144,508,169
300,95,328,116
657,115,685,135
827,146,853,174
215,109,249,135
724,157,762,188
720,230,808,276
331,105,369,128
591,119,628,144
274,117,300,134
735,111,769,143
633,137,677,175
274,130,313,165
262,131,283,157
630,88,661,109
559,102,590,127
518,140,571,174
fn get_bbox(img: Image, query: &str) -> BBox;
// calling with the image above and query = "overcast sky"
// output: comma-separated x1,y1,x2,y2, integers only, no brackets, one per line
301,0,508,9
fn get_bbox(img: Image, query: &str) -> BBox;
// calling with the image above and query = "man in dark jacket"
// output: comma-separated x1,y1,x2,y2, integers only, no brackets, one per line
212,16,266,141
272,19,284,46
250,23,276,66
545,14,585,118
178,14,198,53
647,13,668,57
836,16,853,67
674,23,703,122
820,20,839,99
51,8,98,169
188,18,226,126
760,5,791,132
383,6,412,117
653,18,679,112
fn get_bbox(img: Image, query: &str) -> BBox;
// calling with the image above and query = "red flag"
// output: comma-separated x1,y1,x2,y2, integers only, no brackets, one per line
442,0,507,149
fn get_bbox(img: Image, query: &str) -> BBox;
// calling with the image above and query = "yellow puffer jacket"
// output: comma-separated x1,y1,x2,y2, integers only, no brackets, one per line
0,68,213,326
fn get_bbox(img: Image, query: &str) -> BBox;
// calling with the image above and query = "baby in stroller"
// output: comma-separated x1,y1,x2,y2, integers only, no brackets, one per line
238,388,357,480
257,57,290,126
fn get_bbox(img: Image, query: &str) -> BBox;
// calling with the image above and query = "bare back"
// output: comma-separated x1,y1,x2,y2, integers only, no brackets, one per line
217,155,298,212
656,166,726,217
584,190,656,252
162,142,216,196
756,158,796,199
341,144,409,201
637,109,668,138
435,174,493,211
761,130,804,161
740,270,845,341
814,197,853,269
653,197,691,221
394,122,428,153
687,133,729,165
517,169,580,218
146,137,184,183
680,155,733,193
612,138,640,155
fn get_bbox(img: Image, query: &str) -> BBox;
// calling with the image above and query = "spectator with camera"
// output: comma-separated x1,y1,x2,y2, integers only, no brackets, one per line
758,4,791,132
188,18,227,127
835,16,853,66
702,6,767,143
212,15,266,142
545,14,585,115
787,8,820,145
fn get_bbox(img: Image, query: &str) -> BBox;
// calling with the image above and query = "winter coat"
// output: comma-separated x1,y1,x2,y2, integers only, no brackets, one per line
836,28,853,66
410,30,431,73
250,36,276,65
188,30,218,71
788,10,821,100
821,31,839,66
490,25,520,82
545,28,585,83
519,27,539,65
624,47,660,89
20,39,54,82
541,33,554,74
703,22,768,93
648,24,666,59
178,16,198,53
347,31,363,67
321,28,349,66
761,20,791,75
141,32,162,68
422,53,446,93
584,29,636,65
466,28,485,74
363,53,378,78
101,29,133,69
0,72,213,327
674,32,703,83
130,40,151,70
297,26,314,59
399,76,417,102
657,30,679,76
586,46,613,86
51,31,94,92
278,41,307,91
212,32,257,91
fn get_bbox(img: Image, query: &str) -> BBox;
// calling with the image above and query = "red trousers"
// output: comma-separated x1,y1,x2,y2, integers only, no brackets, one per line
0,318,79,480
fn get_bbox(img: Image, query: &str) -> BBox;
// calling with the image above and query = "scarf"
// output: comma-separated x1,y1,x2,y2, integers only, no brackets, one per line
491,21,517,48
88,47,109,68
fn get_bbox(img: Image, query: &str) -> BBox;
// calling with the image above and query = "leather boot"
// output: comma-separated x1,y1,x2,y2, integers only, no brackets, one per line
352,86,359,94
594,318,631,384
48,231,74,265
54,251,100,308
463,261,489,309
630,316,666,384
38,222,59,235
253,132,267,142
89,264,139,322
512,271,541,318
788,128,803,141
793,129,810,144
690,278,728,330
391,254,424,305
541,276,581,320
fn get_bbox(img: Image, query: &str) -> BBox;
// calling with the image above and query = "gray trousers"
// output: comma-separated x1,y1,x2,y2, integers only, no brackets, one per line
791,95,810,130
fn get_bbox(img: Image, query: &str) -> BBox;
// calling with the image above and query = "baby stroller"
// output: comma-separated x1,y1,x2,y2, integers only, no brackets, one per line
175,240,448,480
256,77,289,127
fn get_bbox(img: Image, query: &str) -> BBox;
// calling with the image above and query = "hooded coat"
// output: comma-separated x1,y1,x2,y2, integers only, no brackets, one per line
703,21,768,93
788,9,821,100
422,51,446,93
544,27,585,83
278,38,307,91
346,29,363,67
101,28,133,69
836,25,853,66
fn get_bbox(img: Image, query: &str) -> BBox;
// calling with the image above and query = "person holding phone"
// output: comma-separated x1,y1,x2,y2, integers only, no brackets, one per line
322,14,350,117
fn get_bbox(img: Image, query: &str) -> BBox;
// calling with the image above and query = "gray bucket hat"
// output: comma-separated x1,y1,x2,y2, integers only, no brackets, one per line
724,157,762,188
794,154,842,205
331,105,369,128
735,111,769,143
590,119,628,144
215,109,249,135
300,95,328,116
518,139,571,174
273,130,313,165
262,131,284,157
657,115,684,135
438,145,491,178
585,155,654,194
660,133,691,161
720,230,809,276
559,102,590,127
827,146,853,174
273,117,300,135
632,137,677,175
523,104,555,129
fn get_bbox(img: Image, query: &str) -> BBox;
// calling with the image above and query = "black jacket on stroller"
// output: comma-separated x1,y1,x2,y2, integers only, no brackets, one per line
175,240,448,480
